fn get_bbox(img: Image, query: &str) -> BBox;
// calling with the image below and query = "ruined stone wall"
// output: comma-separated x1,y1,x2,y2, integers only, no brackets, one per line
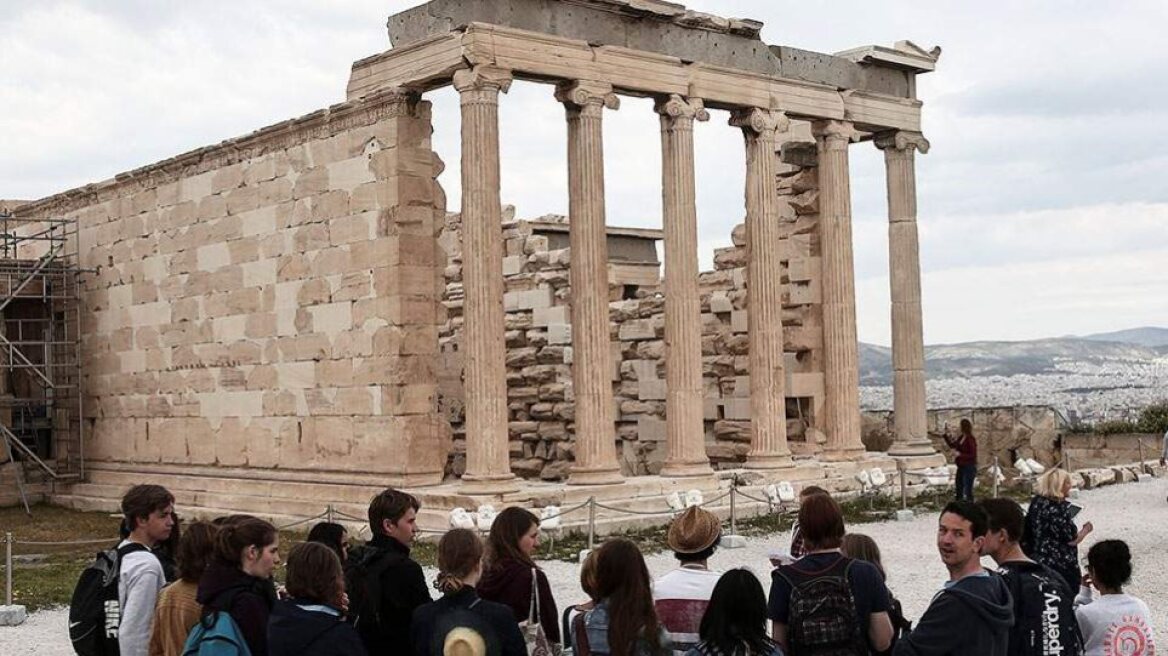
438,150,827,480
862,405,1067,468
15,90,452,486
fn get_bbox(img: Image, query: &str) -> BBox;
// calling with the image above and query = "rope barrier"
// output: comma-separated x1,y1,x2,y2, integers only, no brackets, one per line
10,537,117,547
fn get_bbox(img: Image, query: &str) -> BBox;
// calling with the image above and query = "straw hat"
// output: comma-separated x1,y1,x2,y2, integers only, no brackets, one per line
442,627,487,656
666,506,722,554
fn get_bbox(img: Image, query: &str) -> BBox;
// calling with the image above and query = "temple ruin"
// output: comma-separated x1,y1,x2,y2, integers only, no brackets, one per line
5,0,947,529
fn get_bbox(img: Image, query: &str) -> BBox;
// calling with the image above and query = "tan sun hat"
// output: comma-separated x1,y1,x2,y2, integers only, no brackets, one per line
666,505,722,554
443,627,487,656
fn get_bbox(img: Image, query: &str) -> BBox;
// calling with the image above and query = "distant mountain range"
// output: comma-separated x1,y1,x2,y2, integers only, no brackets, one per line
859,326,1168,385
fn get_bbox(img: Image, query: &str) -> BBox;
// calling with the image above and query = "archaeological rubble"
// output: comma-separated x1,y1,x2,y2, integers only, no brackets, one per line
2,0,952,530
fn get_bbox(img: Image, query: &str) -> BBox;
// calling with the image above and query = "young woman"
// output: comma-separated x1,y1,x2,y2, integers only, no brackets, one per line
268,542,367,656
573,538,668,656
477,507,560,646
411,528,526,656
196,515,281,656
1021,468,1093,590
840,533,910,656
306,521,349,564
1076,540,1156,656
943,419,978,501
685,569,780,656
149,521,218,656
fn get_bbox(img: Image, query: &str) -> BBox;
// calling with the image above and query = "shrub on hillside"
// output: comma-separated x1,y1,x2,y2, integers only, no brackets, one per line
1137,401,1168,434
1094,420,1139,435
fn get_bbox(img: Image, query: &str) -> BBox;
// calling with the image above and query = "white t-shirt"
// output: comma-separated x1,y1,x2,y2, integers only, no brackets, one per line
116,540,165,656
1075,589,1157,656
652,567,722,656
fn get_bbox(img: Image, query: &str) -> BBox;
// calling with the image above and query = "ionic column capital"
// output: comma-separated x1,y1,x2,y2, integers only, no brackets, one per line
812,120,862,148
452,65,514,94
555,80,620,112
654,95,710,124
874,130,931,154
729,107,789,136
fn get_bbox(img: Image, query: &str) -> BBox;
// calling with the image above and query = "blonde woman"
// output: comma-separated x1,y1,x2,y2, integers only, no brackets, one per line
1021,468,1093,590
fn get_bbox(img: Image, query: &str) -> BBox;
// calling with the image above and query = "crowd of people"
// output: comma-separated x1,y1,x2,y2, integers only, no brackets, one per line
94,467,1156,656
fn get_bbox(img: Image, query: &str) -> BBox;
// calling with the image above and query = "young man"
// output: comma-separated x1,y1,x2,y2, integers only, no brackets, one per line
894,501,1014,656
118,484,176,656
346,488,431,654
652,506,723,656
769,493,894,655
978,498,1083,656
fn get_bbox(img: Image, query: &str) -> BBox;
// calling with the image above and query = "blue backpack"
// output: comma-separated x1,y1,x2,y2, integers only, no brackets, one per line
181,589,252,656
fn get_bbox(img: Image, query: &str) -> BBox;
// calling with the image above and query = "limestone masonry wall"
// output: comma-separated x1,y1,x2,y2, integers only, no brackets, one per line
15,90,452,486
437,146,829,481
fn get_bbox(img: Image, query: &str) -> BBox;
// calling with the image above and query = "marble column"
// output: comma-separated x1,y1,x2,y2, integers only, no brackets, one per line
731,108,794,469
875,131,936,456
655,95,713,477
556,81,624,485
813,120,866,460
454,66,519,493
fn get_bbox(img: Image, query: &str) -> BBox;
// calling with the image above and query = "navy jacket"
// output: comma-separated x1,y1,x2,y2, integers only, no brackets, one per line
894,572,1014,656
268,598,368,656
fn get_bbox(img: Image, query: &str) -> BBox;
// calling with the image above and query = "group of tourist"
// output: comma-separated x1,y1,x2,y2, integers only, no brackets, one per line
102,469,1154,656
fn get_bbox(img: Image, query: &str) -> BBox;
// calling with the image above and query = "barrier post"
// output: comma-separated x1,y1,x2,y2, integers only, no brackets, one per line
729,483,737,537
327,504,334,524
1138,439,1146,474
992,456,1000,498
5,532,12,606
898,460,907,510
587,497,596,550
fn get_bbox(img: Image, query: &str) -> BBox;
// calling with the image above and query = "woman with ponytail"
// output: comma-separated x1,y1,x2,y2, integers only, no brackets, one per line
1076,540,1156,656
410,528,526,656
196,515,280,655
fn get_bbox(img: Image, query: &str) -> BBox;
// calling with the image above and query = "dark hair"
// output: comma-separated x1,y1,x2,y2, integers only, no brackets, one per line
698,569,776,656
1087,540,1133,590
978,498,1025,543
436,528,485,595
368,488,420,536
176,521,218,584
800,485,829,499
213,516,277,567
941,501,989,538
675,542,718,564
487,507,539,568
960,419,974,439
306,522,347,562
799,493,845,551
595,539,660,656
285,542,343,607
840,534,885,580
121,484,175,530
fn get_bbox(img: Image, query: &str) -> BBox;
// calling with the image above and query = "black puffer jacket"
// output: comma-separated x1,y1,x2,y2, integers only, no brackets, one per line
268,598,367,656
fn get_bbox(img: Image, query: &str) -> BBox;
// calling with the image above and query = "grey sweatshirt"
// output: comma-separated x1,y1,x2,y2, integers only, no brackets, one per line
116,540,164,656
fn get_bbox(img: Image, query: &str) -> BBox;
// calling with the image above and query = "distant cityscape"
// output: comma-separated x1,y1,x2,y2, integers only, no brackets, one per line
858,327,1168,424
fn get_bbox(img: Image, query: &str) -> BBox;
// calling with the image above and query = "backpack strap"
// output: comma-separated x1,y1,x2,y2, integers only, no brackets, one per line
572,610,591,656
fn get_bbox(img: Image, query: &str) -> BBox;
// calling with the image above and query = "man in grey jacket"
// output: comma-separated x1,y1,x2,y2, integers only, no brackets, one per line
117,484,175,656
894,501,1014,656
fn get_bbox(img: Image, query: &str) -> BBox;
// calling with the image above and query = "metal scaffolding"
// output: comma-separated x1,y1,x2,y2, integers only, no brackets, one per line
0,212,84,511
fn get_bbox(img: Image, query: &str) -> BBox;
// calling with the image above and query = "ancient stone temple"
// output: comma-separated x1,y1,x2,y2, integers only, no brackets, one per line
8,0,945,529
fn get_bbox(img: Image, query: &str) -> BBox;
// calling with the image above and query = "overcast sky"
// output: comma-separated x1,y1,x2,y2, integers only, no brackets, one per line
2,1,1166,345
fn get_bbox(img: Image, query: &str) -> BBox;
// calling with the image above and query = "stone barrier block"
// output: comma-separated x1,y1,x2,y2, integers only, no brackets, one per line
719,534,746,549
0,605,28,626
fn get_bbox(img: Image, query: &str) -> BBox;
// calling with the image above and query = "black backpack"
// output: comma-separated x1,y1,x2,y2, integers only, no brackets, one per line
69,542,152,656
1000,563,1084,656
777,557,867,656
344,544,404,645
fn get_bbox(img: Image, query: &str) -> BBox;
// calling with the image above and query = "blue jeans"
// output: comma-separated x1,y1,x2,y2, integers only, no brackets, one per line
955,463,976,501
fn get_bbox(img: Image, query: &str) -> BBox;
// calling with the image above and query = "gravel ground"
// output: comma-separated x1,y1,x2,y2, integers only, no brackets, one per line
5,478,1165,654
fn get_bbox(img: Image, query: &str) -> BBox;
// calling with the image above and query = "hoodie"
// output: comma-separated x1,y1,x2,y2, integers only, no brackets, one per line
477,557,560,644
268,598,367,656
894,571,1014,656
196,562,275,656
